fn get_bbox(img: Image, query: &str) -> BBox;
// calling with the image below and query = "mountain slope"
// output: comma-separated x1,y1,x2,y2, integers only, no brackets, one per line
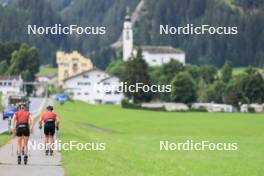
0,0,263,68
134,0,264,67
0,0,65,65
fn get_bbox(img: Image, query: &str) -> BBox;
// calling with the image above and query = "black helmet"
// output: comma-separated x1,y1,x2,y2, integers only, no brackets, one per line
46,105,54,111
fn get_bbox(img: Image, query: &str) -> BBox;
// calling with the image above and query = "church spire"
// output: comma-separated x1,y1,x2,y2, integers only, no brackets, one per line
125,7,131,21
123,6,133,62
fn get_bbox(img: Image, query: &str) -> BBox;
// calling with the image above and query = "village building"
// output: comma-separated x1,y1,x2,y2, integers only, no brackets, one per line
122,11,185,66
63,69,124,104
56,51,93,86
192,103,234,112
240,104,264,113
141,102,189,112
0,75,23,95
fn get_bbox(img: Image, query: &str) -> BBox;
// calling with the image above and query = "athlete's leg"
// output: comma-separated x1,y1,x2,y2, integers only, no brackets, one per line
22,136,29,156
16,137,22,164
21,139,24,155
23,136,29,165
44,135,49,155
49,135,54,155
16,137,22,155
50,135,54,144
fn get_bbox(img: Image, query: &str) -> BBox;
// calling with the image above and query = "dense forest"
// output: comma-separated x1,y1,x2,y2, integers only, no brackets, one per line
135,0,264,67
0,0,263,68
0,0,139,67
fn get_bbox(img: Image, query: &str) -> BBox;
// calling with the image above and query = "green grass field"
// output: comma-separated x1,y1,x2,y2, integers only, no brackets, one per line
218,67,263,77
0,133,11,147
56,101,264,176
37,66,57,77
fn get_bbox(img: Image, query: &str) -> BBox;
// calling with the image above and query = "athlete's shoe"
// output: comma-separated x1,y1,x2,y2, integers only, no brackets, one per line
45,150,49,156
17,155,21,165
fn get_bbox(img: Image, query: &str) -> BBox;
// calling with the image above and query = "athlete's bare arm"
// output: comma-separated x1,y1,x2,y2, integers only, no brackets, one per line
38,114,43,128
29,115,34,133
55,115,60,129
11,114,17,134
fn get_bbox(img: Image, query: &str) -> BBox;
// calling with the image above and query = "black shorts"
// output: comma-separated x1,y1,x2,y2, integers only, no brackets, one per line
16,124,30,137
44,122,55,136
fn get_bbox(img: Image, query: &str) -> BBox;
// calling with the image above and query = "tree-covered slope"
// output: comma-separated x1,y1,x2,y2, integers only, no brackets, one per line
134,0,264,67
0,0,65,65
0,0,263,68
0,0,139,67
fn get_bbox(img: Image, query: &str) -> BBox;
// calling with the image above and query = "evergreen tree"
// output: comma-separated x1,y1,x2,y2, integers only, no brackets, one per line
221,61,232,83
197,78,208,102
170,72,197,104
160,60,184,84
207,80,227,103
0,60,8,74
199,65,217,84
106,59,126,78
224,68,264,105
122,48,151,103
8,43,39,94
240,68,264,103
224,75,247,106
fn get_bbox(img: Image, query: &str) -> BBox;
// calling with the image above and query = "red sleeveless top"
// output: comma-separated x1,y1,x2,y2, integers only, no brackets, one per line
15,110,31,124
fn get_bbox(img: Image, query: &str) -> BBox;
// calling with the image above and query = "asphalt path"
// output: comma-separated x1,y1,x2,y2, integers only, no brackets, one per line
0,98,64,176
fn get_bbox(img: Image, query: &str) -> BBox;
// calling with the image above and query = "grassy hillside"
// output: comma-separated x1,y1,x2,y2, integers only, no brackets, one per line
56,101,264,176
37,66,57,77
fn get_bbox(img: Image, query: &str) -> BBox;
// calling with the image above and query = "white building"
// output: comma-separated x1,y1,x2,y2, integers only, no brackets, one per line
240,104,263,113
192,103,234,112
140,46,185,67
98,76,124,104
141,102,189,112
0,75,23,95
122,11,185,66
63,69,124,104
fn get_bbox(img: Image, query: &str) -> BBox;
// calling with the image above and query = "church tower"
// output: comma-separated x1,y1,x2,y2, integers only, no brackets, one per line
123,8,133,62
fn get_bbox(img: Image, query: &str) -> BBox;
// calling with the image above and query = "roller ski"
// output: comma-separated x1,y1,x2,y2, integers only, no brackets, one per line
17,155,21,165
23,155,28,165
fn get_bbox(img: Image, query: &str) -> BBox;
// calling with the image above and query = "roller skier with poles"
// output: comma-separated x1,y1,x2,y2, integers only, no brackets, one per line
39,105,60,156
11,103,33,165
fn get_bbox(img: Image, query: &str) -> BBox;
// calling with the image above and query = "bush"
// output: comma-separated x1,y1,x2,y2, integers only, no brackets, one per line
189,108,208,112
121,99,141,109
248,107,256,113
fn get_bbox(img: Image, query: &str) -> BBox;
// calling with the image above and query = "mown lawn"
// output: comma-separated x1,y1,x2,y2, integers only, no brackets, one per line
0,133,11,147
56,101,264,176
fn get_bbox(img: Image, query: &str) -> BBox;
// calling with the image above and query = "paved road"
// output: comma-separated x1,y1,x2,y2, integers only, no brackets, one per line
0,97,46,134
0,115,8,134
0,98,64,176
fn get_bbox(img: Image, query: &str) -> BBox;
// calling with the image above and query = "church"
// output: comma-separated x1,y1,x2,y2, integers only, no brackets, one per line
122,11,186,66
